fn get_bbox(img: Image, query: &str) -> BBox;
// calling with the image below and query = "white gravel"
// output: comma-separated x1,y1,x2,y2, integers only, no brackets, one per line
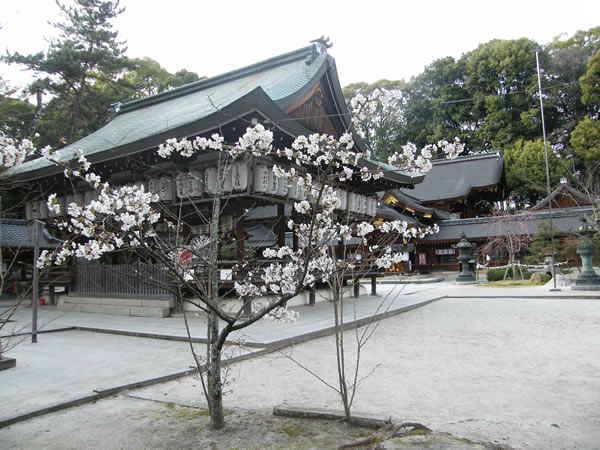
136,297,600,449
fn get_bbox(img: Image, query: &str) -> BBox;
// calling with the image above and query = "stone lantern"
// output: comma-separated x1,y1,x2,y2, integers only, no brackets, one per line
572,220,600,290
454,232,477,284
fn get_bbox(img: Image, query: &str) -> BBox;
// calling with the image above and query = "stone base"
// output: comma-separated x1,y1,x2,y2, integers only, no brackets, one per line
572,273,600,290
456,273,477,284
0,357,16,371
571,284,600,291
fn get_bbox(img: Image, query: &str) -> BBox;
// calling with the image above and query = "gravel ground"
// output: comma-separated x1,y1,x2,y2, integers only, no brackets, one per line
1,296,599,449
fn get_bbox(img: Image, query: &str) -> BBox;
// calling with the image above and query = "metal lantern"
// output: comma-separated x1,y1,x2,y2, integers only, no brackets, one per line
573,220,600,290
454,232,477,283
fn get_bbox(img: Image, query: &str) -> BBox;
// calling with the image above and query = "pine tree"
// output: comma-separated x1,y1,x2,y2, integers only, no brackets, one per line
3,0,126,146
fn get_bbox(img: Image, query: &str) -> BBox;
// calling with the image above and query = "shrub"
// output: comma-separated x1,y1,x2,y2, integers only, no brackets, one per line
541,273,552,283
487,268,507,282
486,267,532,282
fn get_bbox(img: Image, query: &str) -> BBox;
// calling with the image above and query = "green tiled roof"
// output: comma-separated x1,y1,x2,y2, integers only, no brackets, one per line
9,46,329,178
8,44,419,187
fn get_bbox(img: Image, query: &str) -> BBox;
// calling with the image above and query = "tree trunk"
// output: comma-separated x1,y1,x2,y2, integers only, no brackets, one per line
207,310,224,429
206,192,225,429
29,88,44,138
332,271,352,422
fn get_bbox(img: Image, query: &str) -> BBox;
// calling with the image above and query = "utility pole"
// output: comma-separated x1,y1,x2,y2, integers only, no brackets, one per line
536,51,560,291
32,220,41,343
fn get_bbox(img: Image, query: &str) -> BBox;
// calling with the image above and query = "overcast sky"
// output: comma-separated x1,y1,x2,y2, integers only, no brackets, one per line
2,0,599,90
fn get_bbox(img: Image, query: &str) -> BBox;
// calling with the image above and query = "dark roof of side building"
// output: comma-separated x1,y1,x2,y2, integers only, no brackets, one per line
421,207,590,243
401,153,504,204
1,219,61,249
530,183,592,211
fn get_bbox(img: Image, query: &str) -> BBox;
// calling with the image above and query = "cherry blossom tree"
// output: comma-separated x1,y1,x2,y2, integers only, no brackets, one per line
2,88,463,428
480,195,534,280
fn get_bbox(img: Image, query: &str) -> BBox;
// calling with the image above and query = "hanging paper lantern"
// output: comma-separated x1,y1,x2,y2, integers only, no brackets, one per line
37,199,49,219
204,167,218,194
266,167,278,195
368,197,378,216
66,192,84,208
25,202,34,220
359,195,367,215
158,176,175,202
148,178,160,195
276,175,288,197
176,172,190,198
287,179,299,200
347,192,358,213
218,166,233,193
187,169,203,197
254,164,269,193
133,181,146,192
49,196,66,217
221,215,233,232
298,183,307,201
232,161,248,191
84,190,99,205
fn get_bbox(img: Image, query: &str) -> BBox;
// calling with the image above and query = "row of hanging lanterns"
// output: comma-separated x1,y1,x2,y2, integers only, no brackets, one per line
24,163,378,220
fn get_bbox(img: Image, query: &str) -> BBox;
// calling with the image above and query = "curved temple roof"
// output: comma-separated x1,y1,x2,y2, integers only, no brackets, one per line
9,44,421,187
401,153,504,203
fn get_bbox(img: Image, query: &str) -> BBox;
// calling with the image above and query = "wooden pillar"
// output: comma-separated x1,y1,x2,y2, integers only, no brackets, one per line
235,200,245,260
353,278,360,298
49,284,56,305
309,286,315,305
277,203,285,248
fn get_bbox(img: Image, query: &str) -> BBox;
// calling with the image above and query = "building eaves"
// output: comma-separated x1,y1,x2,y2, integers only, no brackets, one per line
7,46,330,181
401,152,504,204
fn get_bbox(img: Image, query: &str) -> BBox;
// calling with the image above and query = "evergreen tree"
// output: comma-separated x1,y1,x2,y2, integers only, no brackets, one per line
3,0,126,147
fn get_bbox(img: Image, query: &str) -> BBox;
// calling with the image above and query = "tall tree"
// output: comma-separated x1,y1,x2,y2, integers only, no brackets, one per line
462,38,542,151
398,56,471,150
580,48,600,115
503,139,564,204
545,27,600,150
3,0,126,146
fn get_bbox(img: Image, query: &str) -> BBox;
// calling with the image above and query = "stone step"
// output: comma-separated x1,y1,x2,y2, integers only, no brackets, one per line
57,296,173,318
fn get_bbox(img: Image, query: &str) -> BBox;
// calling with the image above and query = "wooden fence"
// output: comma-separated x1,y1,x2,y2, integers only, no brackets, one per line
73,262,172,297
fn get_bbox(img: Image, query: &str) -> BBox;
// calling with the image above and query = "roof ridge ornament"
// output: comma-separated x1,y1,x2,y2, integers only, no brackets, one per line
107,102,122,122
306,36,332,65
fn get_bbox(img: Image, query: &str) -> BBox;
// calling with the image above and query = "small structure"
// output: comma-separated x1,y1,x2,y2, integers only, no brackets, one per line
0,219,65,301
454,233,477,284
572,220,600,290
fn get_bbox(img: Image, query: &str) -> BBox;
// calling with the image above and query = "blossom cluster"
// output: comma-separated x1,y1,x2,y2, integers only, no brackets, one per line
38,182,161,267
388,138,464,174
0,131,42,169
350,88,403,131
